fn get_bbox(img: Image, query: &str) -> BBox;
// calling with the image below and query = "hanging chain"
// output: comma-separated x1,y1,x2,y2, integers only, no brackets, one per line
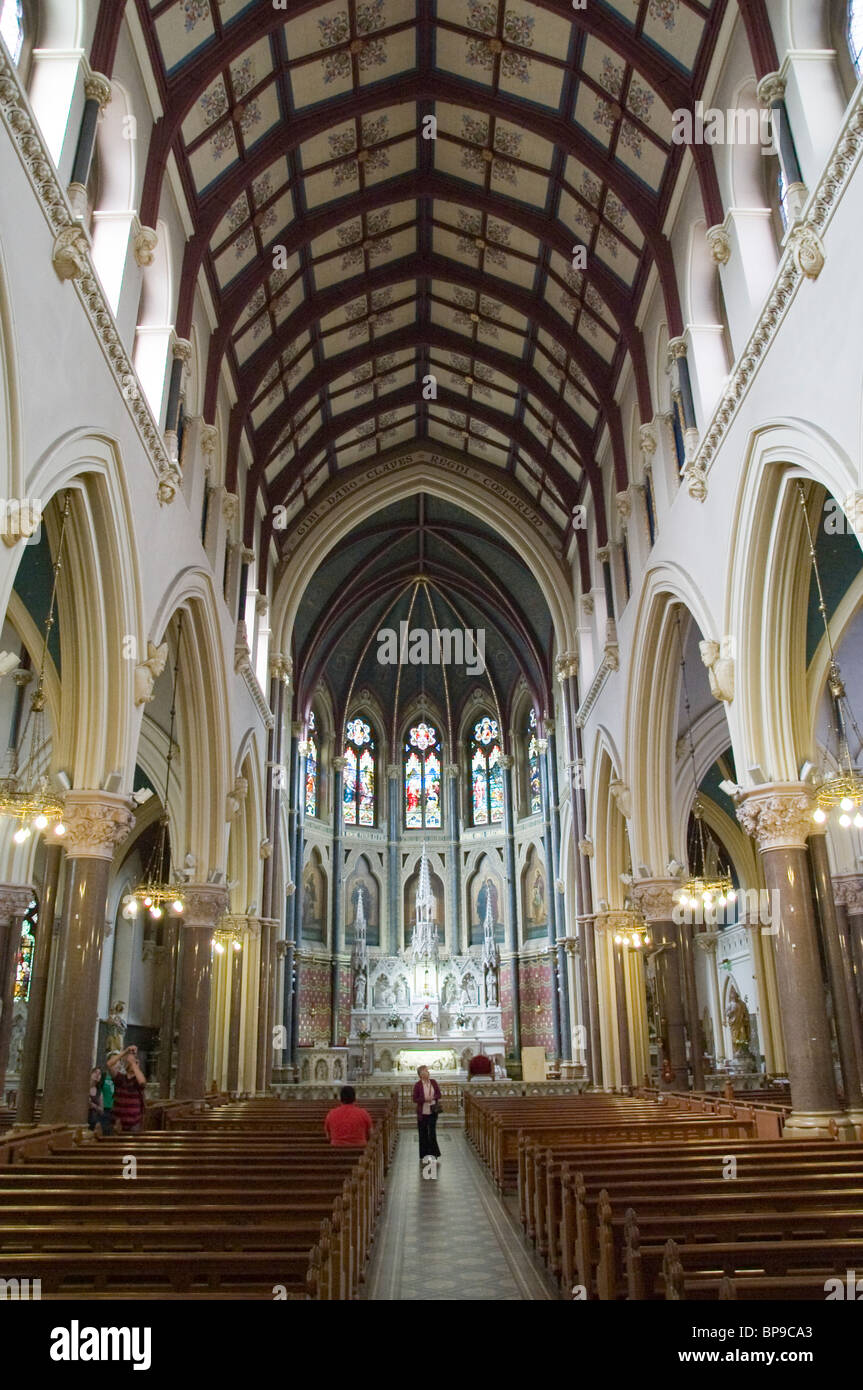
674,606,710,876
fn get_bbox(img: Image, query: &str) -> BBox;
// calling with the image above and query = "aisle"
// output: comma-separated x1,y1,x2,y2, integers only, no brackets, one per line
363,1125,560,1301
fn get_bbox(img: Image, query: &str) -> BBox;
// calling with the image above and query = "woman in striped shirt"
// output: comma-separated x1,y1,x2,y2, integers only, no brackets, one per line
106,1045,146,1133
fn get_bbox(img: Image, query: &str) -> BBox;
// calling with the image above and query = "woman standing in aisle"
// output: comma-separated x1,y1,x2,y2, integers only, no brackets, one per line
412,1065,441,1169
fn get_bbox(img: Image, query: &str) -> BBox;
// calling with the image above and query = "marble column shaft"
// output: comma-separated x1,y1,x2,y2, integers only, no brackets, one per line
809,834,863,1111
157,918,180,1098
41,793,134,1125
546,731,572,1060
737,787,842,1131
226,940,243,1093
16,844,62,1121
446,767,461,955
255,919,272,1091
679,922,705,1091
613,941,632,1088
387,766,401,955
535,747,560,1058
330,758,345,1047
174,884,229,1099
559,661,600,1084
634,880,688,1089
500,759,521,1057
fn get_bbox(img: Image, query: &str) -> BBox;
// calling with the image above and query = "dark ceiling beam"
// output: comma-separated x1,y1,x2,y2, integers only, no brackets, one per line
202,170,649,413
140,0,702,236
251,321,599,488
89,0,128,76
262,381,583,526
226,252,618,462
735,0,780,80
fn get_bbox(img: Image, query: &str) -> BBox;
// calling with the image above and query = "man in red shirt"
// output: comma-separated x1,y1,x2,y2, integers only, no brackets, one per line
324,1087,373,1147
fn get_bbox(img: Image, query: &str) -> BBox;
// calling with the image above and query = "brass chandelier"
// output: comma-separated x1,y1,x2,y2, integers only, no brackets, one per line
0,491,70,843
122,613,185,921
799,482,863,830
672,608,735,911
609,904,652,950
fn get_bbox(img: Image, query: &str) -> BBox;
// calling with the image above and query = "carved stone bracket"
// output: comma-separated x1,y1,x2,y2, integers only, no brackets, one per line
707,224,731,265
632,878,680,923
832,874,863,915
0,883,35,921
52,225,89,282
133,225,158,268
789,223,826,280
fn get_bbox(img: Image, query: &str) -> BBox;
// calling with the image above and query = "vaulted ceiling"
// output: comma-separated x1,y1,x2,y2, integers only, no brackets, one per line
127,0,759,552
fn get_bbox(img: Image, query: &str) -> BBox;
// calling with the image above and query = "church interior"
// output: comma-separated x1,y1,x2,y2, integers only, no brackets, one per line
2,0,863,1321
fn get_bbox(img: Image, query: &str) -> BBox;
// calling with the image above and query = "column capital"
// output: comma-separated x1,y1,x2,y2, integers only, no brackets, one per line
833,874,863,914
387,762,401,780
61,791,135,861
667,335,688,362
555,650,579,680
84,72,113,110
269,653,292,684
632,878,680,923
736,783,814,852
499,753,514,771
181,883,230,930
757,71,785,106
0,883,34,921
200,422,219,456
171,336,193,365
443,763,460,779
332,756,348,774
639,423,657,457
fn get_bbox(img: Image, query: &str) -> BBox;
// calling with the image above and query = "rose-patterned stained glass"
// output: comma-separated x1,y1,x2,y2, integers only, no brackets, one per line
851,0,863,78
305,715,318,819
528,708,541,815
13,905,36,1002
405,723,441,828
470,714,503,826
344,718,375,825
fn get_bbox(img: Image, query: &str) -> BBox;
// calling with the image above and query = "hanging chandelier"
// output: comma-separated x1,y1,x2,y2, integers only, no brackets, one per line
798,482,863,830
122,613,185,921
0,491,70,843
212,916,245,954
608,904,652,950
672,608,735,910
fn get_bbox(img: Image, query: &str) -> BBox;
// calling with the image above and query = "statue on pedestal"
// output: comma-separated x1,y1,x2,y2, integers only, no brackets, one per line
351,889,368,1016
481,891,500,1008
105,1002,127,1055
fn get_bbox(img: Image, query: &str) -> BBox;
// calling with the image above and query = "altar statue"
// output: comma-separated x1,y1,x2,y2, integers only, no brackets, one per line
725,986,751,1051
105,1001,127,1055
354,974,366,1009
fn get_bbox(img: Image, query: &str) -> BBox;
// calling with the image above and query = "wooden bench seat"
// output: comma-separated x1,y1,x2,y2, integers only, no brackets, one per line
629,1227,863,1300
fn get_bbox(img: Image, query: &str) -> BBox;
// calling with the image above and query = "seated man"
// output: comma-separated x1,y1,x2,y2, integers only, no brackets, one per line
467,1051,493,1080
324,1086,373,1147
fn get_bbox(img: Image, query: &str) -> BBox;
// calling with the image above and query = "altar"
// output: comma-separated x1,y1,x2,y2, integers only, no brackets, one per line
348,846,506,1075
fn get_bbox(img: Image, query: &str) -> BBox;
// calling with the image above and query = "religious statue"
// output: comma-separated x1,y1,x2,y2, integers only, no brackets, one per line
105,1002,127,1054
486,971,498,1007
134,639,169,706
9,1002,26,1074
530,869,546,924
699,637,735,704
354,974,366,1009
724,986,751,1052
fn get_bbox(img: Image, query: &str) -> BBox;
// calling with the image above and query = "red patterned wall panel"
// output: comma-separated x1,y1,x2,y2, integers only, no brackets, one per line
336,963,352,1047
499,959,515,1054
297,957,332,1046
518,956,555,1051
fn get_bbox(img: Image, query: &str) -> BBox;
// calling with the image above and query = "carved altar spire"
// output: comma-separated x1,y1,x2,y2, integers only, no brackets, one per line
411,844,438,961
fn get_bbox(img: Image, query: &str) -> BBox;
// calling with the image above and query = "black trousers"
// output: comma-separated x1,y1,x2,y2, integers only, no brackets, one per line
417,1113,440,1160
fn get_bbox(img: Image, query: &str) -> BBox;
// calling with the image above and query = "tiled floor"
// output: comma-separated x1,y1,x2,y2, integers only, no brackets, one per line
363,1124,560,1301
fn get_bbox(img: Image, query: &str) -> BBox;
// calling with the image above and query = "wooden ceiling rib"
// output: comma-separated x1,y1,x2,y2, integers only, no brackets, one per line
120,0,753,542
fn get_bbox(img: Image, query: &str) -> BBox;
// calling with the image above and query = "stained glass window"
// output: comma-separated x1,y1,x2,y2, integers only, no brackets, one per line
14,900,37,1002
404,722,441,829
304,711,317,819
528,709,542,815
470,716,503,826
344,717,375,826
851,2,863,77
0,0,24,65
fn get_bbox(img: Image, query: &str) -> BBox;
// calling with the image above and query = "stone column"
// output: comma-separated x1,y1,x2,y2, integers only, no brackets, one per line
0,886,35,1095
736,786,851,1138
16,844,62,1121
695,932,725,1067
758,73,807,223
500,754,522,1057
827,874,863,1089
226,936,243,1093
633,880,688,1089
612,937,632,1088
534,743,561,1059
271,939,287,1085
255,917,273,1091
330,755,346,1047
445,764,461,955
833,875,863,1021
157,917,180,1098
387,764,401,954
556,653,601,1084
67,73,112,220
41,793,134,1124
174,884,229,1099
668,337,698,456
546,724,572,1061
678,921,705,1091
808,832,863,1127
164,338,191,463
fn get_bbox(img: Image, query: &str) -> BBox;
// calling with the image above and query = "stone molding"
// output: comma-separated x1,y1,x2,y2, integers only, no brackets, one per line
757,72,786,106
182,884,230,930
575,650,616,726
84,73,112,109
833,874,863,914
706,224,731,265
683,91,863,500
132,225,158,268
632,878,680,923
0,46,182,506
62,792,135,861
556,651,578,681
0,884,34,921
736,784,814,852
